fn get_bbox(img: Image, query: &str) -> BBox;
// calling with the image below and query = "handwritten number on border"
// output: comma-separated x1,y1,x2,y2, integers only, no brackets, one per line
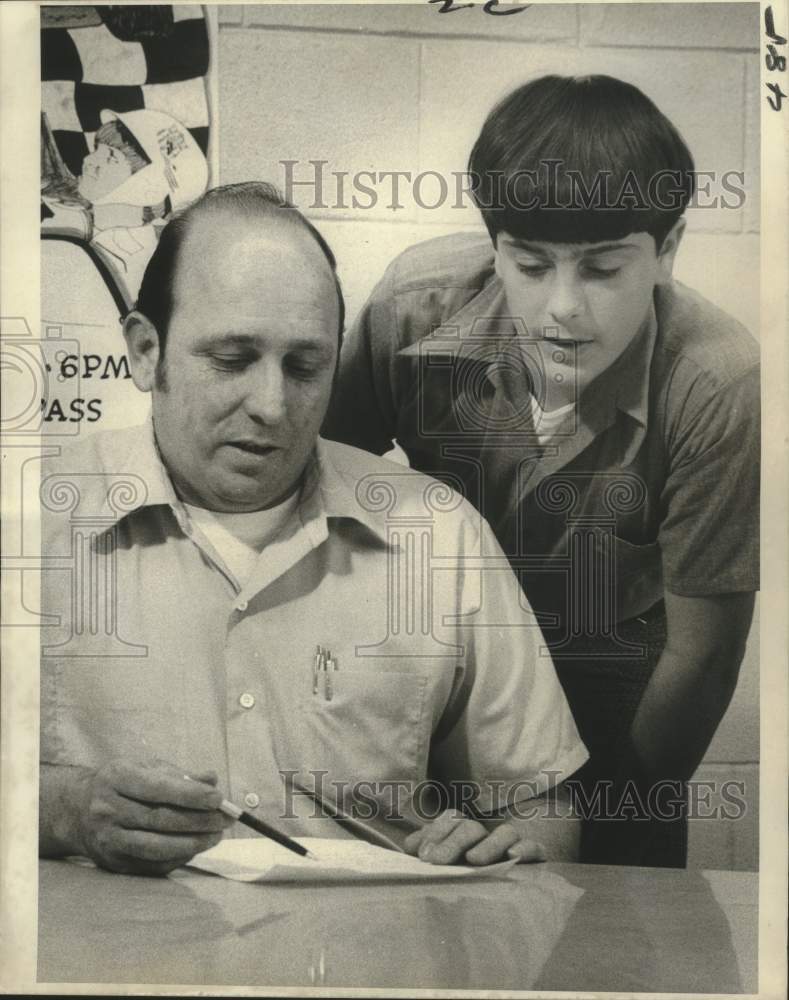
764,5,787,111
428,0,531,14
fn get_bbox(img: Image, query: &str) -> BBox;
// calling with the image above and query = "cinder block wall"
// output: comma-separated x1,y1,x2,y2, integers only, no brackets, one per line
215,2,761,870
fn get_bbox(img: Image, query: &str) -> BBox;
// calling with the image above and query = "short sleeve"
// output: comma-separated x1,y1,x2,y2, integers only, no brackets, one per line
659,364,760,595
430,516,588,812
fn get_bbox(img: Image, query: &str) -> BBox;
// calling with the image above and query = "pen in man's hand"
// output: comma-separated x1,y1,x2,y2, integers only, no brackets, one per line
218,799,316,859
182,774,315,859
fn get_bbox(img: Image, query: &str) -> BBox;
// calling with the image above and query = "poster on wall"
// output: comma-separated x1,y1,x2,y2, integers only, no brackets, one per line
39,3,213,433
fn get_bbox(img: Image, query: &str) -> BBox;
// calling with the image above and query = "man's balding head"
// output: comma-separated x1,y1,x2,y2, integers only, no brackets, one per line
135,182,345,355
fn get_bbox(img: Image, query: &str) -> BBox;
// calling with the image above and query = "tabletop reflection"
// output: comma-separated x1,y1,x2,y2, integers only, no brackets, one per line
38,859,754,992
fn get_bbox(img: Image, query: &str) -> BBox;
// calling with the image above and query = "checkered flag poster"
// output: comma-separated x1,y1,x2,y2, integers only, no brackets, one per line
40,4,212,307
41,4,211,177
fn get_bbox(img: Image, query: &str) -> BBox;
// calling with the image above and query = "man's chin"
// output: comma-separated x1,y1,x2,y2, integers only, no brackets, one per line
208,467,295,513
212,481,278,513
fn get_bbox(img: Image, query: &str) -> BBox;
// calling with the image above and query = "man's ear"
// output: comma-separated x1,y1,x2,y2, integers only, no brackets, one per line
656,218,686,284
123,311,161,393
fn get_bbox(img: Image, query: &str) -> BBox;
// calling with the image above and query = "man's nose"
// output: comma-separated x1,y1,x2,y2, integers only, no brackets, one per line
545,274,583,327
245,364,286,425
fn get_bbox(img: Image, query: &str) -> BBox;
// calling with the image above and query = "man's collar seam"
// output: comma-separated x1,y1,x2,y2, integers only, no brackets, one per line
325,513,398,547
89,499,172,535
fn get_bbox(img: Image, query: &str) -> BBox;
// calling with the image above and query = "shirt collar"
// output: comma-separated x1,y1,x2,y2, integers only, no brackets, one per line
396,274,513,361
104,418,390,545
92,416,179,532
299,438,394,546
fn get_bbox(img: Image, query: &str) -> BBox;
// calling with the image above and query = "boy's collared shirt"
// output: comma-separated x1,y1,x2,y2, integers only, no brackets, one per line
324,232,760,634
40,419,587,842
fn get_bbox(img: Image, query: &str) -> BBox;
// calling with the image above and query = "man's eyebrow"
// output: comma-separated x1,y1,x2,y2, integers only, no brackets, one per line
195,334,333,354
285,339,334,354
195,333,259,349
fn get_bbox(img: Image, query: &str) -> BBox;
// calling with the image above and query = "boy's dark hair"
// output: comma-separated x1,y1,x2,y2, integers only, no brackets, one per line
468,74,696,248
135,181,345,355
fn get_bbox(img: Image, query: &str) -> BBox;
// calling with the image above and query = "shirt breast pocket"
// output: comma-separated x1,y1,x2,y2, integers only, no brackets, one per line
296,670,430,788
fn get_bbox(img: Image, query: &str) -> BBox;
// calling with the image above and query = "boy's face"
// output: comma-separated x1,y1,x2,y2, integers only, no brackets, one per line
494,227,682,407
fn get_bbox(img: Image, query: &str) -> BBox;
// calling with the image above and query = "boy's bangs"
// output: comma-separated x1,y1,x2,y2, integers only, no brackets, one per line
490,204,657,246
469,75,695,246
482,163,690,245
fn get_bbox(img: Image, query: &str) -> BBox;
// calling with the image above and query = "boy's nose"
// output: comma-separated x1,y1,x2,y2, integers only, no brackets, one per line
546,276,583,326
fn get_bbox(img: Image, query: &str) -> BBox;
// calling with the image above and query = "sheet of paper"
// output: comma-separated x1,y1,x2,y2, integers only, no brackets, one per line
187,837,518,883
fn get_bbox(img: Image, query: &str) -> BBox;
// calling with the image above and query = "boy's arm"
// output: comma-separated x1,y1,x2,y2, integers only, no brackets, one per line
630,363,759,780
581,592,754,865
588,357,759,862
629,590,754,783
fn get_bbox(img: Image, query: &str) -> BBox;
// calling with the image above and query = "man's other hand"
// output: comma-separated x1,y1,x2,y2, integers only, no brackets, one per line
403,809,545,866
41,759,233,876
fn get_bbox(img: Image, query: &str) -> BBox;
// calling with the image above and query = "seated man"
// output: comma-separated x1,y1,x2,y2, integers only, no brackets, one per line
39,182,588,876
323,75,760,867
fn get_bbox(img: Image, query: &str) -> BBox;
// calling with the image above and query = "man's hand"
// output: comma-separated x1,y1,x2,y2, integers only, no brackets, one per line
403,809,545,866
40,759,234,876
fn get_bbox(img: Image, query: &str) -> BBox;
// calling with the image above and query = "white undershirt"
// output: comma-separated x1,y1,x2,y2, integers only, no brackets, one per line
529,395,576,446
184,491,300,586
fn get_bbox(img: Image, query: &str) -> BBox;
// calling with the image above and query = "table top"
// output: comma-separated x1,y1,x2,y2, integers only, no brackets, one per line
37,859,757,993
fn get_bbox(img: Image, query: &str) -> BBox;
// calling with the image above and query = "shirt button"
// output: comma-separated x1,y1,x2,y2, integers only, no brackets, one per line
244,792,260,809
239,692,255,709
236,599,248,612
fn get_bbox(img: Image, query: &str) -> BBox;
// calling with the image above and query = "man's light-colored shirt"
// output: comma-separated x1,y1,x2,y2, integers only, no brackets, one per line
323,232,760,636
183,493,300,586
40,422,587,842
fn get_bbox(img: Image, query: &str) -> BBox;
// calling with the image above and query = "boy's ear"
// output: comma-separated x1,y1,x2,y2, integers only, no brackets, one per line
123,311,161,393
656,218,686,283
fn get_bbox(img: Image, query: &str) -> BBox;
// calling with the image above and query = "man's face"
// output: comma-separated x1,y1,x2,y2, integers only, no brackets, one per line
78,143,133,203
149,215,340,512
494,231,677,407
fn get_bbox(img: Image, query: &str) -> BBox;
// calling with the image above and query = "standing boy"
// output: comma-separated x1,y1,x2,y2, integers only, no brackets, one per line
324,75,760,867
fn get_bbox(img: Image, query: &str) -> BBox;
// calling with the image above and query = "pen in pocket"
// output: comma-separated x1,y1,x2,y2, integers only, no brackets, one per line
311,646,337,701
325,653,337,701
